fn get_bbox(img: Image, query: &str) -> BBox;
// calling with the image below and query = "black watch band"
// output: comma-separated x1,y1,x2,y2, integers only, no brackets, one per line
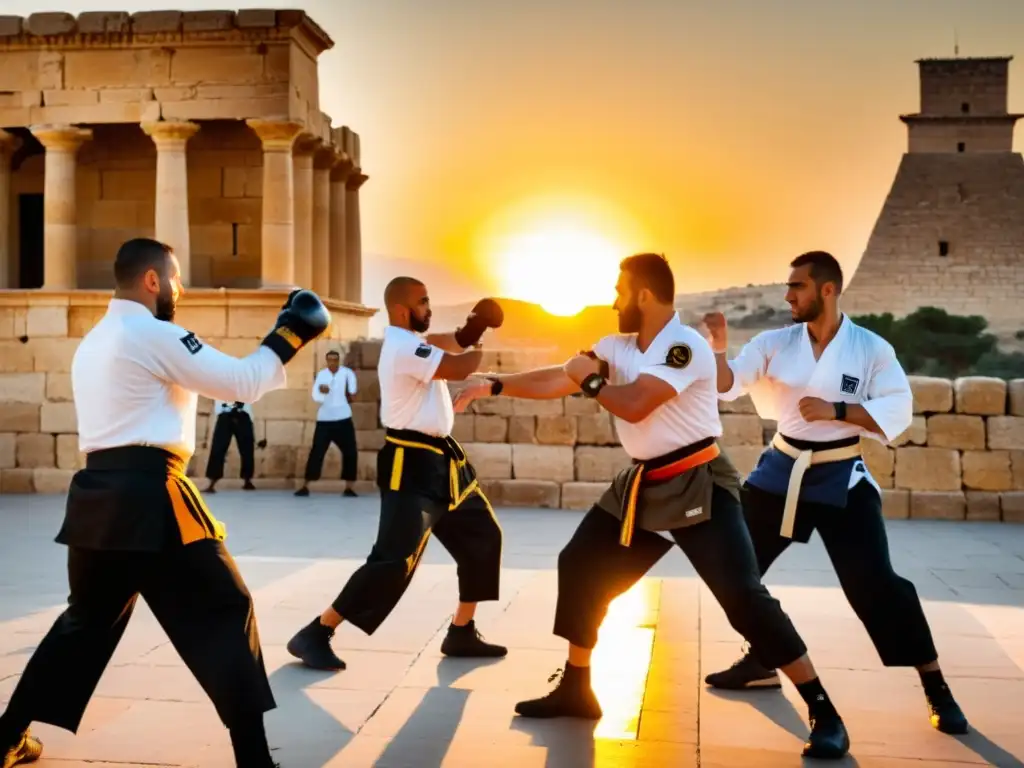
580,373,606,398
834,401,847,421
488,377,503,396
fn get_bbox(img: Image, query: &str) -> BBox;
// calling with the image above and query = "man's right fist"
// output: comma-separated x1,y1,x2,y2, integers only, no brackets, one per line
701,311,728,354
262,289,331,364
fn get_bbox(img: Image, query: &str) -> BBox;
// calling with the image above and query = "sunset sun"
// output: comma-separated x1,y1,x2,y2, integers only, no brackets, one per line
479,196,648,316
495,226,622,315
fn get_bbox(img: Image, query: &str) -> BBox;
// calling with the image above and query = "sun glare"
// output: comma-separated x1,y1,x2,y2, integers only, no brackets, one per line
478,196,648,316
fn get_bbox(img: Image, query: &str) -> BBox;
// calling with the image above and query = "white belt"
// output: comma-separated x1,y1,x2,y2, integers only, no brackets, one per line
769,433,862,539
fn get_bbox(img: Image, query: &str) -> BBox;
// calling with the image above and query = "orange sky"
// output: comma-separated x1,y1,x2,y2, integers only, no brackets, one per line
35,0,1024,312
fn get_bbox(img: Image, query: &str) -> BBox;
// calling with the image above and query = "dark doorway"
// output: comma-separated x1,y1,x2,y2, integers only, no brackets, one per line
18,193,43,289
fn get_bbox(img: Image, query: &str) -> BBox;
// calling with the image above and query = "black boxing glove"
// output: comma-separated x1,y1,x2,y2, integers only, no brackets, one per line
454,298,504,348
261,289,331,364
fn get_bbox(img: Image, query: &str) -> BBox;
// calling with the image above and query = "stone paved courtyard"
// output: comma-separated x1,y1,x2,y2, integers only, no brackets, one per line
0,490,1023,767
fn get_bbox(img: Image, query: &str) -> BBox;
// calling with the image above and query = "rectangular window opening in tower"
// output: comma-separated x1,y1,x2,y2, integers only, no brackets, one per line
957,142,965,153
961,102,970,114
938,240,950,257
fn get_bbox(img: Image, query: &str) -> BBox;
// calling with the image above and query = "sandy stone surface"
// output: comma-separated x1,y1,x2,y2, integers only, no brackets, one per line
0,490,1022,767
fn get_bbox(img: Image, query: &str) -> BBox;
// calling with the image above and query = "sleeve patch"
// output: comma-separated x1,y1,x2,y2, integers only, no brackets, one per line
414,344,432,359
180,332,203,355
665,343,691,369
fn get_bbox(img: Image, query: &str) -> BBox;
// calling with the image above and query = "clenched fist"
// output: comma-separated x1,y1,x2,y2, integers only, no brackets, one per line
319,384,330,394
563,353,600,385
702,311,728,354
799,397,837,422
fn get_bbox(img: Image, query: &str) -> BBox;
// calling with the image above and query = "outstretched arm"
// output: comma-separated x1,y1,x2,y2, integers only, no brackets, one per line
494,366,581,400
425,333,465,354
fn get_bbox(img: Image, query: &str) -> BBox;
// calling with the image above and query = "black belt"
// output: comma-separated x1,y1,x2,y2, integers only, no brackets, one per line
384,428,466,462
85,446,186,475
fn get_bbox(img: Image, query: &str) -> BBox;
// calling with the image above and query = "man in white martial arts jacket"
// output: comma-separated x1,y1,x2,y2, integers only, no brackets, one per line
703,250,968,736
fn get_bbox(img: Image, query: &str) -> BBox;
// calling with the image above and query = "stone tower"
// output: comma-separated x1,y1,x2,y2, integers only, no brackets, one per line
841,56,1024,332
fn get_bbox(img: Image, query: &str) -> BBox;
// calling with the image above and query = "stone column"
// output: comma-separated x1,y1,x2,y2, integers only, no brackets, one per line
344,171,369,304
292,135,319,291
0,130,21,289
311,147,335,297
246,118,304,288
141,120,200,285
329,155,353,301
30,124,92,290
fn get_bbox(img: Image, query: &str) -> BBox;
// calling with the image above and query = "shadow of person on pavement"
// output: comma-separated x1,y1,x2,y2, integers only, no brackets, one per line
265,662,354,767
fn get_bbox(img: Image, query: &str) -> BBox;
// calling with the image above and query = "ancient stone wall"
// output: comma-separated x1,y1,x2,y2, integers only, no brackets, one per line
0,10,331,136
841,153,1024,331
7,121,266,289
5,337,1024,524
917,58,1010,116
0,289,372,494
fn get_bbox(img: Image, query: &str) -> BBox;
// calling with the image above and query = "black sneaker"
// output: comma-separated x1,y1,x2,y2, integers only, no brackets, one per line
2,730,42,768
343,488,358,497
515,665,603,719
704,646,781,690
803,713,850,759
440,620,507,658
243,480,256,491
286,618,346,671
294,487,310,497
927,685,969,734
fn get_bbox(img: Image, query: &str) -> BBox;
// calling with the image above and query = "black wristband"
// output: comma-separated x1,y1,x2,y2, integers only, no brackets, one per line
834,401,847,421
261,327,302,365
580,372,606,398
488,377,503,396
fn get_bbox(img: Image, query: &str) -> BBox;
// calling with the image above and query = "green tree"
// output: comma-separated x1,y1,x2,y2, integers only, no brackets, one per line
850,306,1024,379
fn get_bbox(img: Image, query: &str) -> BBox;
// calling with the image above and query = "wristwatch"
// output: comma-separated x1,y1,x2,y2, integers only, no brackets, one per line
488,377,504,396
834,401,847,421
580,372,606,398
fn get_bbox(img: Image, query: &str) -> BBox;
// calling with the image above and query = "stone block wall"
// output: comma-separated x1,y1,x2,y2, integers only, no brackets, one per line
9,120,273,290
841,153,1024,332
0,10,332,136
5,332,1024,525
193,343,1024,524
0,289,372,495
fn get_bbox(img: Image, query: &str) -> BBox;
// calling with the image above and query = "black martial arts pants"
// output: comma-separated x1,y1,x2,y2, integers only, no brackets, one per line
205,412,255,482
3,540,275,734
741,479,938,667
303,418,358,482
556,484,807,670
331,487,503,635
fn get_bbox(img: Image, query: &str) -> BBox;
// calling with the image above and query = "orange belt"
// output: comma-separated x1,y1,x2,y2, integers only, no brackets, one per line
620,442,721,547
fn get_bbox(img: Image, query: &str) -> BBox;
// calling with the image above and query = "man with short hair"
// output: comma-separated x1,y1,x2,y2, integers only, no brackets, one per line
454,253,850,760
285,277,509,672
0,237,330,768
295,349,360,498
702,250,969,736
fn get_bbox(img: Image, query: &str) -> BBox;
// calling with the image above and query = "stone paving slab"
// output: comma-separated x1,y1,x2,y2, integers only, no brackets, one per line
0,491,1023,766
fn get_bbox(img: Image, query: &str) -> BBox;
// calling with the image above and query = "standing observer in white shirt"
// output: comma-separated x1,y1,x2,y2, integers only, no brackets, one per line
295,350,360,497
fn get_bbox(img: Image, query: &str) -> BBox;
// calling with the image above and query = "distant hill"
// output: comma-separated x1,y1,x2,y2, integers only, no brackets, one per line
426,283,792,361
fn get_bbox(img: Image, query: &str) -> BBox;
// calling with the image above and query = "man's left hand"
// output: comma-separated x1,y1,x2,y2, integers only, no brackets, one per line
799,396,837,422
564,354,600,385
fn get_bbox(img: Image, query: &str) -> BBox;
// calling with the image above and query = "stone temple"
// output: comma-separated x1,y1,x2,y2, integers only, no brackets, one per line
0,9,378,494
841,56,1024,333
